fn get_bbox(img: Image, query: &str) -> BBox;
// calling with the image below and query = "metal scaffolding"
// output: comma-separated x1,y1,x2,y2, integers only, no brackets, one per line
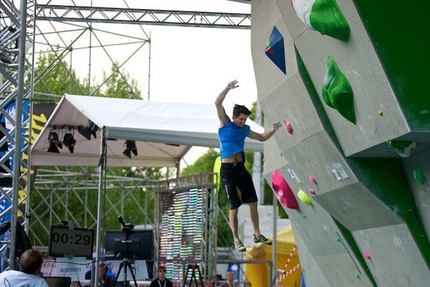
0,0,250,272
34,4,251,29
0,0,34,269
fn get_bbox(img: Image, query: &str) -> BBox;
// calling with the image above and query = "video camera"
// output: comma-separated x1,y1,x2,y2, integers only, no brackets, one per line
118,216,135,235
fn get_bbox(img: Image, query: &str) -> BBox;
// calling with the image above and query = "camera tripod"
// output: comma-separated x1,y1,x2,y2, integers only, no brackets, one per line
112,216,138,287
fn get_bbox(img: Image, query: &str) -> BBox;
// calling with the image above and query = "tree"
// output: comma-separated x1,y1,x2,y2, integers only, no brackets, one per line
180,148,218,177
99,62,141,99
32,51,86,101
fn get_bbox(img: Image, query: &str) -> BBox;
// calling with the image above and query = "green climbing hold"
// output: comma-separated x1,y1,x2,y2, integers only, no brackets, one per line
413,165,425,185
387,140,412,151
387,140,416,157
322,56,356,124
310,0,351,42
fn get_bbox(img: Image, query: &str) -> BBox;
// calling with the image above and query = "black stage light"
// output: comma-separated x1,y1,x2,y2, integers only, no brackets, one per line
48,131,62,153
63,132,76,153
78,125,91,140
78,120,98,140
88,121,98,139
123,140,138,159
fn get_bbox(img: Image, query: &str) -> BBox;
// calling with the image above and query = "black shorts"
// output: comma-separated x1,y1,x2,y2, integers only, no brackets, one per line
220,162,258,210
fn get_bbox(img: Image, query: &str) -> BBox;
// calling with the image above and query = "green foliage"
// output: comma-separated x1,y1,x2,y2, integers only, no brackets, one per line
180,148,219,177
32,52,141,102
100,63,141,99
33,52,86,102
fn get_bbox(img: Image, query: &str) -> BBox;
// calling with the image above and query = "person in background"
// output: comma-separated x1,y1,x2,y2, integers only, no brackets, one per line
218,270,238,287
0,249,48,287
215,79,281,252
85,263,115,287
98,263,115,287
149,265,173,287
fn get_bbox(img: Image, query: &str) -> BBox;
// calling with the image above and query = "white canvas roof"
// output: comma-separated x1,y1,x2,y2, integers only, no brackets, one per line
31,94,264,167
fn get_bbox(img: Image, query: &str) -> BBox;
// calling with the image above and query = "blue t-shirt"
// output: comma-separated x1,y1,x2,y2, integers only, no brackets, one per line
218,121,250,159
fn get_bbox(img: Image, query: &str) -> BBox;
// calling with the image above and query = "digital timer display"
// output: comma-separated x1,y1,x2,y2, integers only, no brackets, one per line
49,226,94,258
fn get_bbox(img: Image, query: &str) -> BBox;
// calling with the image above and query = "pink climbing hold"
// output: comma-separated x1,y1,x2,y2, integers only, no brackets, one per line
272,171,299,209
309,188,315,195
309,175,317,184
283,120,293,134
364,251,371,260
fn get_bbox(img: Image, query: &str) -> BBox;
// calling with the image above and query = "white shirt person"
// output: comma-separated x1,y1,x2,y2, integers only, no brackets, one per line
0,249,48,287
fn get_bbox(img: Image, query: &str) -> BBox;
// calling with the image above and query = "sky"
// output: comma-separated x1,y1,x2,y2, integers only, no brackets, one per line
34,0,257,167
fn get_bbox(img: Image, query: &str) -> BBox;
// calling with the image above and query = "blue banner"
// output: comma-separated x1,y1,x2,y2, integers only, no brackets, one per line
0,99,29,270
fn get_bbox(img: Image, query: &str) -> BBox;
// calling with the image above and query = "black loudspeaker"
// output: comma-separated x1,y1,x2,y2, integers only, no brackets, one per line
44,277,72,287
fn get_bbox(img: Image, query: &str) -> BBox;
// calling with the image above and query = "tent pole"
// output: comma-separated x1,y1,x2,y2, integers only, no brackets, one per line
94,127,106,287
271,194,278,286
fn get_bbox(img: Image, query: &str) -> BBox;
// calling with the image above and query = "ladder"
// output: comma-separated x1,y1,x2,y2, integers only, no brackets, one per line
183,264,204,287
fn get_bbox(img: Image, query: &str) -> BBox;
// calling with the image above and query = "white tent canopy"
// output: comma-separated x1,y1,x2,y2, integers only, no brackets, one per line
31,94,264,167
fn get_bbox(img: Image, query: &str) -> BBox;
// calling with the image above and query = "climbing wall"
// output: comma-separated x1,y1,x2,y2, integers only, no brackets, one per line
251,0,430,286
